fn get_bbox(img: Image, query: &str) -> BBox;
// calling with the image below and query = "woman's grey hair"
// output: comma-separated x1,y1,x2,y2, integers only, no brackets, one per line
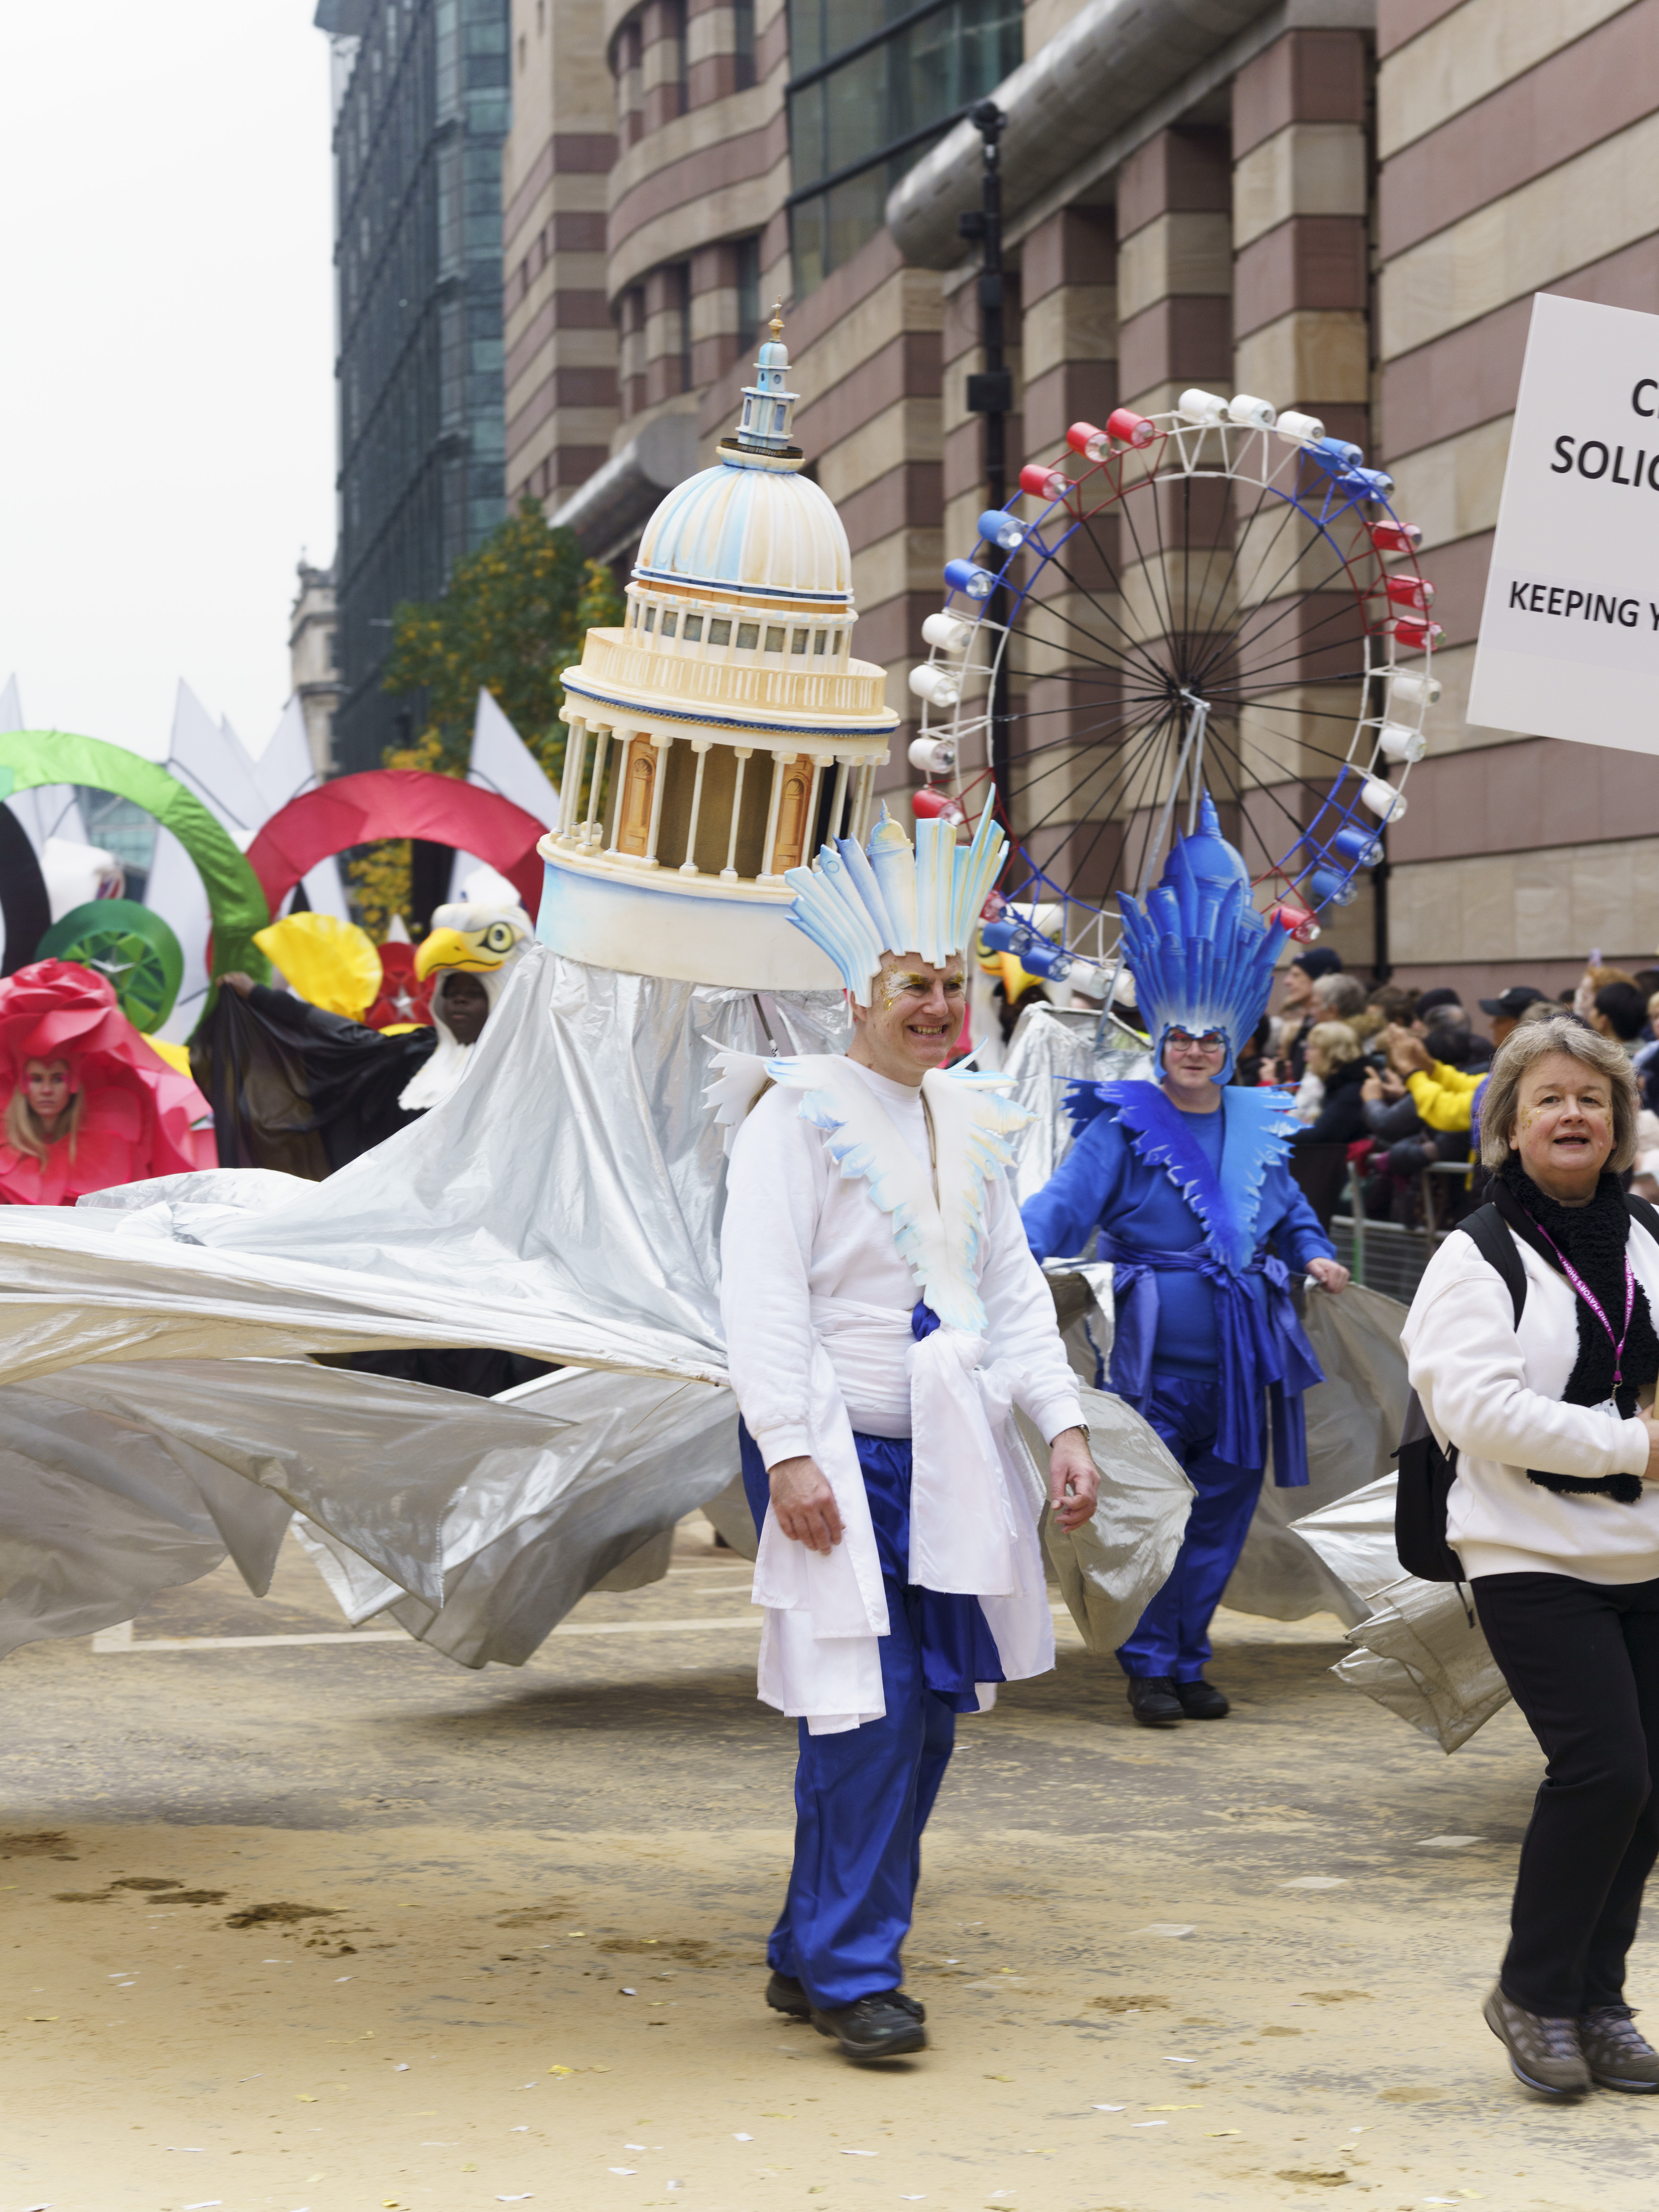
1313,971,1367,1019
1479,1014,1639,1171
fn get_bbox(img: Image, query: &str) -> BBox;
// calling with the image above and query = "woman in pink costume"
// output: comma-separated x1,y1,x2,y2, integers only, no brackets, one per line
0,960,208,1205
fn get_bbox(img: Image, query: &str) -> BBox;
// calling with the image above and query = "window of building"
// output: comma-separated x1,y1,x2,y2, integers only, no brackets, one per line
661,610,678,637
709,618,732,645
786,0,1021,293
792,627,809,653
736,622,760,649
684,613,703,641
735,235,762,354
764,626,786,653
643,605,657,631
813,629,828,655
734,0,756,90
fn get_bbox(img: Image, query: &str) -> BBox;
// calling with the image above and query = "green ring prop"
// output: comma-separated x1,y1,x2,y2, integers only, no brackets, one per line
0,732,271,1000
37,899,186,1032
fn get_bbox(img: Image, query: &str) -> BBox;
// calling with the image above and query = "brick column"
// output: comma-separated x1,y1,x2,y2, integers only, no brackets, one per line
1231,29,1369,451
1010,208,1122,899
1115,127,1232,419
1230,31,1374,968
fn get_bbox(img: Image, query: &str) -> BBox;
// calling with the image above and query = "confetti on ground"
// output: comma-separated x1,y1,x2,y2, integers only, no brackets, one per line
1161,2055,1195,2063
984,2072,1013,2081
1090,2104,1125,2112
620,1987,637,1996
1132,2120,1167,2128
184,2202,224,2208
1133,1923,1194,1937
1279,1877,1347,1890
548,2065,573,2076
842,2148,877,2157
1417,1836,1479,1850
334,1975,352,1983
608,2170,637,2177
734,2132,754,2141
497,2198,534,2203
1206,2130,1243,2138
393,2063,410,2072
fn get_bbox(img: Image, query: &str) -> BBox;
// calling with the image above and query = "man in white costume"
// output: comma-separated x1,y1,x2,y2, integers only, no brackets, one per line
713,806,1097,2062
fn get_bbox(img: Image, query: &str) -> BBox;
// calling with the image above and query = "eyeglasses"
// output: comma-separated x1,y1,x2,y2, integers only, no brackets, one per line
1166,1029,1225,1053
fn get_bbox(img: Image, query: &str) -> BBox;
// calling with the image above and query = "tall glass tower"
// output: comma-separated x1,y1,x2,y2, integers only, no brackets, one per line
316,0,510,774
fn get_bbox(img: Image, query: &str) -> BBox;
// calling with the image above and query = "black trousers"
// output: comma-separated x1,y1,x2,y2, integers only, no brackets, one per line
1475,1571,1659,2016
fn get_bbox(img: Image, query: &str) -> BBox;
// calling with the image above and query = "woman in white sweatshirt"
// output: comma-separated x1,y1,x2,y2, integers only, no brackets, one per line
1402,1016,1659,2101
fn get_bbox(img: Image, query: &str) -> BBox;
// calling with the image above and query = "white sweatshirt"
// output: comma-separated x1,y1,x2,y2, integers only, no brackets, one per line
721,1058,1081,1466
1402,1224,1659,1583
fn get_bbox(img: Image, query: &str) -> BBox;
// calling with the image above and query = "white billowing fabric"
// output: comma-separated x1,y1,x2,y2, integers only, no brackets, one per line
720,1053,1081,1732
1403,1226,1659,1583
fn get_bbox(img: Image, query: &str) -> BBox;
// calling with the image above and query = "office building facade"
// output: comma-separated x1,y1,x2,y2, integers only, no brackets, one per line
317,0,512,774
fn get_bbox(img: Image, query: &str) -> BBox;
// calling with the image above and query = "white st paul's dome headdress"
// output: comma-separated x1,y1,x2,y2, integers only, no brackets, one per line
785,806,1006,1005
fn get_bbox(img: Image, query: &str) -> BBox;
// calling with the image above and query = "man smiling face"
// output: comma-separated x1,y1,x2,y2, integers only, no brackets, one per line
847,951,966,1086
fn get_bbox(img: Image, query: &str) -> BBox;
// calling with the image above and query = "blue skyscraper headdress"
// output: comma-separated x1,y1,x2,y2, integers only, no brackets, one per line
785,805,1006,1004
1118,792,1288,1083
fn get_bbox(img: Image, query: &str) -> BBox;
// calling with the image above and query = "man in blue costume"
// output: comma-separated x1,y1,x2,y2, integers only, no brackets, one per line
1023,796,1349,1728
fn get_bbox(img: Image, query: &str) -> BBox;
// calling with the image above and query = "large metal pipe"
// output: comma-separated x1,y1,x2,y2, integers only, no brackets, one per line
887,0,1289,269
548,413,699,563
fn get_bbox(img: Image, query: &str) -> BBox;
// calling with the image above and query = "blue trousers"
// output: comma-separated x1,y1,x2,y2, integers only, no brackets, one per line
738,1421,999,2008
1118,1374,1264,1681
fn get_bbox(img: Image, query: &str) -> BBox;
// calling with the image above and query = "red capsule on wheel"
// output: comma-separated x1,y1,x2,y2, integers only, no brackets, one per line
1106,408,1157,450
1384,573,1435,610
1019,462,1069,500
1370,520,1422,553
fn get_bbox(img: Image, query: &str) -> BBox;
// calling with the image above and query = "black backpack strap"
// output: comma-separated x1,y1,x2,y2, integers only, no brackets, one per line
1627,1191,1659,1247
1456,1202,1527,1328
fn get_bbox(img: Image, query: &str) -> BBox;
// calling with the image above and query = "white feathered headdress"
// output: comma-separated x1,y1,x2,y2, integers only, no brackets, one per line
784,807,1006,1004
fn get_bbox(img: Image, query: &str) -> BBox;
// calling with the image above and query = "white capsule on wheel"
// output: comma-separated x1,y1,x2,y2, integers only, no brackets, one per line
908,664,961,708
1178,388,1228,426
1227,393,1276,430
908,735,957,774
921,611,972,653
1275,409,1326,446
1360,776,1408,823
1387,668,1442,708
1377,721,1427,764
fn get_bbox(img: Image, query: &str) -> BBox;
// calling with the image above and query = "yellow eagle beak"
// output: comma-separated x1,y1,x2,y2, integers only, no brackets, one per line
415,926,482,980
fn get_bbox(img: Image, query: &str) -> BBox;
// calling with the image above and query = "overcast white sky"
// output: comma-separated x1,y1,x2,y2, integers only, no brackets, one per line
0,1,337,763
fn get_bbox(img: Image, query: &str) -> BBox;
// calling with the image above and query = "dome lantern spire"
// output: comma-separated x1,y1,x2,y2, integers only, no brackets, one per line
734,300,800,459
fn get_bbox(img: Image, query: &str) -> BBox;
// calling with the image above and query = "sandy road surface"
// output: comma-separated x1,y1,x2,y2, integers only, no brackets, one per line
0,1523,1655,2212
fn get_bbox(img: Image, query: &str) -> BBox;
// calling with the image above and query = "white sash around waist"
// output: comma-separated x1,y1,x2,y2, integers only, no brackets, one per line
749,1294,1054,1732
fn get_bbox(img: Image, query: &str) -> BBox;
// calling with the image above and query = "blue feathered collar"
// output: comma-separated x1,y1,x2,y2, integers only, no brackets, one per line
1064,1078,1299,1275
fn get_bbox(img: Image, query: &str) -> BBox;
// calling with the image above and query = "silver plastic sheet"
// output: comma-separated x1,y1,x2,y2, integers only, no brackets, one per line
1332,1576,1510,1754
1224,1282,1413,1624
0,948,847,1388
998,1002,1152,1205
0,1354,741,1668
1018,1385,1195,1655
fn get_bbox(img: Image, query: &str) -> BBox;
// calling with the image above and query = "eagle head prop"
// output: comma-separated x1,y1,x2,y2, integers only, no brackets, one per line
414,899,534,983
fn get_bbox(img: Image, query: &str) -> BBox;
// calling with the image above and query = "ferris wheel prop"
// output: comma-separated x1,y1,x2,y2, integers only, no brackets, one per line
906,388,1440,1007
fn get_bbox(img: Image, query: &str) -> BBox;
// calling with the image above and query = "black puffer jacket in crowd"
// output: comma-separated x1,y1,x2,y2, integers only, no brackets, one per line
1295,1052,1372,1147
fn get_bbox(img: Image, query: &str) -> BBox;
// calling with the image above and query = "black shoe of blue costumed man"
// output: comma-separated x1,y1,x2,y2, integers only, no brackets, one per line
1174,1678,1230,1719
810,1992,928,2061
1126,1675,1183,1728
766,1970,812,2019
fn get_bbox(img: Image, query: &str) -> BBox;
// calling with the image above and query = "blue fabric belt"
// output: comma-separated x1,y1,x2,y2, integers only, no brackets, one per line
1096,1234,1324,1487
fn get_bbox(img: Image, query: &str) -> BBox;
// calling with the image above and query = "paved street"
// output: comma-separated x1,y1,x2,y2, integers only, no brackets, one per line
1,1519,1656,2211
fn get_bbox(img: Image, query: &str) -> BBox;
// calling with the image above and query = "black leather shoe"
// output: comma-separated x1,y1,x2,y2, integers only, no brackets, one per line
1126,1675,1183,1727
1174,1677,1230,1719
766,1970,811,2018
811,1992,928,2061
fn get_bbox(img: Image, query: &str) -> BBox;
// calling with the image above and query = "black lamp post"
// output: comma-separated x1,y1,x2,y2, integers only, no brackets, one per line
960,98,1012,847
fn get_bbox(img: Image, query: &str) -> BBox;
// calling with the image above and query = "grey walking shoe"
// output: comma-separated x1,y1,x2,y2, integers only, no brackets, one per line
1483,1983,1591,2098
1580,2005,1659,2092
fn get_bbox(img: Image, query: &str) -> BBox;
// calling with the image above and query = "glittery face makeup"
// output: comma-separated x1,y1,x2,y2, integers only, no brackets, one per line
1510,1052,1615,1189
880,966,964,1010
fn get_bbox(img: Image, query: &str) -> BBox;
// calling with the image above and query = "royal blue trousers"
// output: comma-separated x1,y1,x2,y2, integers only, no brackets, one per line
1117,1374,1264,1682
739,1420,1001,2009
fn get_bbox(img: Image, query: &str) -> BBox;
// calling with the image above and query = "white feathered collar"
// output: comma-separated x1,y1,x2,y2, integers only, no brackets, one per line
708,1051,1031,1332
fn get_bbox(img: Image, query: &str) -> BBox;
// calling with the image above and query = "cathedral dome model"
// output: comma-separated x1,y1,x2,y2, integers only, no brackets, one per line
537,313,898,990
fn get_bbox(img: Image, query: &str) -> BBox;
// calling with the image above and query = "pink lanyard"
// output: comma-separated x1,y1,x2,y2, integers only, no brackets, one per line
1531,1225,1636,1388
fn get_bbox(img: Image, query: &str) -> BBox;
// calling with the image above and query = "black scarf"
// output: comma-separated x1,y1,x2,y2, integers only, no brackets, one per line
1494,1161,1659,1504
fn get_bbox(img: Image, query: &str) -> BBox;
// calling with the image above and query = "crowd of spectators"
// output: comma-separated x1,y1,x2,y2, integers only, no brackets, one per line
1245,949,1659,1229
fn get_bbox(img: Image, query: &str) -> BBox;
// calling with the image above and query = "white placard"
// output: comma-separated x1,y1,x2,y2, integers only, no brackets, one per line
1467,292,1659,754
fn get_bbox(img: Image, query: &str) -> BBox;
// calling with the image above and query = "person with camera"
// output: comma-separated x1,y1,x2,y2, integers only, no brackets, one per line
1400,1016,1659,2099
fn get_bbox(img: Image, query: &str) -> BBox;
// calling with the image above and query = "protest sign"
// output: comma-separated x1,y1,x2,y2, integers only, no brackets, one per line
1468,292,1659,755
